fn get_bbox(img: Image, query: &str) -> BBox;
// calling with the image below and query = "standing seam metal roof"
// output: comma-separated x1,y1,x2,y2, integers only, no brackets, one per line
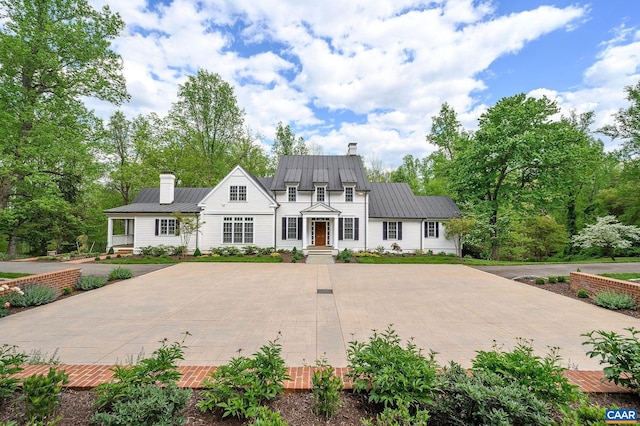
368,182,459,219
271,155,372,191
103,188,212,214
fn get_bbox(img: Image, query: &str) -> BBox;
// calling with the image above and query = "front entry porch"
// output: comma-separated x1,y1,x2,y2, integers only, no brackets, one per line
107,218,135,253
300,203,340,255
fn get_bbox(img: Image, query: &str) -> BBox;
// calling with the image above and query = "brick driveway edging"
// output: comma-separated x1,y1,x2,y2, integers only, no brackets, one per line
11,365,631,394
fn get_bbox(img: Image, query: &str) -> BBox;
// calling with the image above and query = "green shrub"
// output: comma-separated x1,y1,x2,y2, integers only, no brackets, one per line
361,402,429,426
21,367,69,424
6,283,57,307
93,335,192,425
193,247,201,257
592,291,637,310
428,362,553,426
534,277,545,285
583,327,640,392
151,245,169,257
243,245,259,255
577,289,590,298
62,286,73,295
472,339,581,408
258,247,275,256
108,267,133,281
248,406,289,426
0,345,27,403
168,245,186,256
140,246,154,256
107,246,115,255
560,401,608,426
337,248,353,263
557,275,567,283
548,276,557,283
312,359,343,418
76,275,108,291
198,336,290,419
116,254,122,258
95,256,101,261
347,325,438,411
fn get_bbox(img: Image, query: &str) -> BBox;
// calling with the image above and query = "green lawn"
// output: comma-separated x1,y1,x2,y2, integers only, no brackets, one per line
0,272,31,279
599,272,640,281
99,256,283,264
191,256,283,263
355,256,640,266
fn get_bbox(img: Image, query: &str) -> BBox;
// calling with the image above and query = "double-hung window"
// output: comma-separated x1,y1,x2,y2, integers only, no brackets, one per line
229,185,247,201
425,221,439,238
287,217,298,240
315,186,326,203
223,217,253,243
288,186,297,202
344,218,354,239
383,221,402,240
345,187,354,202
156,218,178,236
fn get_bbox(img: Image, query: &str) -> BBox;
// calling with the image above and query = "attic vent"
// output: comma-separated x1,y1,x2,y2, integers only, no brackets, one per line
317,289,333,294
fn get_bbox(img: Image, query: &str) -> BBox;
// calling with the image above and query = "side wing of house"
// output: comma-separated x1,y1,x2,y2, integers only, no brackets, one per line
198,166,277,251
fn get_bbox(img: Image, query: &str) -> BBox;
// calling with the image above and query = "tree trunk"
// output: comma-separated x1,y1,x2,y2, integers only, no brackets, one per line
489,206,500,261
7,235,18,256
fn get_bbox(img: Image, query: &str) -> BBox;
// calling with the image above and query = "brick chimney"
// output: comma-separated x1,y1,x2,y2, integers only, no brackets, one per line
347,142,357,156
159,172,175,204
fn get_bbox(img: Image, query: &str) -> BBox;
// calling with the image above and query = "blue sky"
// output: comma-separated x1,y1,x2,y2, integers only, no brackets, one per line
90,0,640,168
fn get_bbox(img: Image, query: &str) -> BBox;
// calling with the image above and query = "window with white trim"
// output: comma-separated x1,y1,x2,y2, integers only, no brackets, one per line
425,221,439,238
287,217,298,240
315,186,326,202
158,218,177,236
387,221,398,240
288,186,297,202
223,217,253,243
344,217,354,239
345,187,354,202
229,185,247,201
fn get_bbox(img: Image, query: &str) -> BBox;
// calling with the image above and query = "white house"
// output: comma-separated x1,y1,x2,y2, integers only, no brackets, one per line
105,143,461,255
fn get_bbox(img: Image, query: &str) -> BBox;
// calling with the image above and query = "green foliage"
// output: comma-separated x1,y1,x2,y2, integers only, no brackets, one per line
243,245,259,255
535,277,545,285
444,216,476,257
6,283,57,307
472,339,581,408
248,406,289,426
211,246,244,257
312,358,343,418
600,272,640,281
0,345,27,403
193,247,201,257
592,291,637,310
577,289,590,298
560,401,609,426
21,368,69,425
361,402,429,426
198,336,290,419
108,267,133,281
107,247,115,255
347,325,438,411
583,327,640,392
76,275,108,291
572,216,640,260
428,362,553,426
548,276,558,283
92,335,191,425
523,215,569,261
557,275,567,282
336,248,353,263
62,286,73,295
25,348,60,366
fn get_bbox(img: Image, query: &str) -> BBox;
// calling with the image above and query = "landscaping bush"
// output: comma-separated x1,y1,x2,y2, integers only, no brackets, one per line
5,283,57,307
577,289,590,298
258,247,275,256
248,406,289,426
193,247,201,257
557,275,567,283
139,246,154,256
347,325,438,412
108,267,133,281
107,247,114,255
472,339,581,408
21,367,68,425
428,362,553,426
361,402,429,426
168,245,186,256
583,327,640,392
92,335,192,425
548,276,557,283
592,291,637,310
312,359,343,418
151,245,169,257
76,275,108,291
336,248,353,263
534,277,545,285
243,245,259,255
0,345,27,405
198,336,290,419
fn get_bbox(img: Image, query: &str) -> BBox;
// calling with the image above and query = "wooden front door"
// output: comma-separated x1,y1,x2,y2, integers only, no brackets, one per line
315,222,326,246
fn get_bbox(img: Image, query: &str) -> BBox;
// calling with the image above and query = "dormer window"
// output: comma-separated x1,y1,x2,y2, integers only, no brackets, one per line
288,186,297,202
315,186,326,203
345,187,354,202
230,185,246,202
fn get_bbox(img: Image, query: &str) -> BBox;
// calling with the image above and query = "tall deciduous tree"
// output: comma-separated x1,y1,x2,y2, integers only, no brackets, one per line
0,0,128,254
272,122,309,156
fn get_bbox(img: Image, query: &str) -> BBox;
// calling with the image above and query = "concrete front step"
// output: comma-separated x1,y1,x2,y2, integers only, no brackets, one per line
306,254,335,264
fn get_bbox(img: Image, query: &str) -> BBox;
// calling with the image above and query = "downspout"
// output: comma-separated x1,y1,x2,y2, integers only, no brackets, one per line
364,192,368,251
421,220,424,251
195,213,200,252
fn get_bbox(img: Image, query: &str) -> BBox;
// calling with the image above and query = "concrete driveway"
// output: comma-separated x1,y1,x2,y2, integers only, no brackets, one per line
1,263,638,369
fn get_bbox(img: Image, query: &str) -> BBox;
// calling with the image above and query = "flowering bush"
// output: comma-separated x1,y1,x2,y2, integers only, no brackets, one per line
0,285,24,317
270,252,281,258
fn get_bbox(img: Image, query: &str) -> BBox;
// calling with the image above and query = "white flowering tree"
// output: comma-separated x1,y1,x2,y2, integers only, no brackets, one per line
572,216,640,260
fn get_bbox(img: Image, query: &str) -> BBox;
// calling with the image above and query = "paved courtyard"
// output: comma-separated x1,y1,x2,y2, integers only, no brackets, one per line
1,263,639,369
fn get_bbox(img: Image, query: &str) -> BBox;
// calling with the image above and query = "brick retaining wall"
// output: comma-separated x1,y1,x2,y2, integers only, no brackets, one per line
569,272,640,302
0,268,82,296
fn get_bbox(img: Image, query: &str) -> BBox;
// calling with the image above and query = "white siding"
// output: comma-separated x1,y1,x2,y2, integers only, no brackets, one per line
133,215,198,253
200,214,274,252
368,219,422,253
422,221,457,255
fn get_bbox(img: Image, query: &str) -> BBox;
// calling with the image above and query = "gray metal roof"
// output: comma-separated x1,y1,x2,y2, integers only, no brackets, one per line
255,176,275,198
271,155,372,191
104,188,212,214
284,168,302,183
368,182,459,219
338,168,358,183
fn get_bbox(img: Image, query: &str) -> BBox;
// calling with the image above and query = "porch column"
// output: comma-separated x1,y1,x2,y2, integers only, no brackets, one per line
302,217,307,249
333,218,339,250
107,218,113,250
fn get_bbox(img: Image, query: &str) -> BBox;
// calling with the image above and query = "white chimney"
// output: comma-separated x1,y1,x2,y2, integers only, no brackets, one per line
159,172,175,204
348,142,357,156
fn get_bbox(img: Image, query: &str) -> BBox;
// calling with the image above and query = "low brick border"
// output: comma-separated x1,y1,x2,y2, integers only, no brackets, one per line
0,268,81,297
10,365,631,394
570,272,640,303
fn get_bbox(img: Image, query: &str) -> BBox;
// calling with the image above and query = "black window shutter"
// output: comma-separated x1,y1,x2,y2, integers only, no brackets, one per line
175,220,180,235
435,222,439,238
297,217,303,240
383,221,387,240
354,218,359,241
155,219,159,236
338,218,344,240
282,218,287,240
424,222,428,238
398,222,403,240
